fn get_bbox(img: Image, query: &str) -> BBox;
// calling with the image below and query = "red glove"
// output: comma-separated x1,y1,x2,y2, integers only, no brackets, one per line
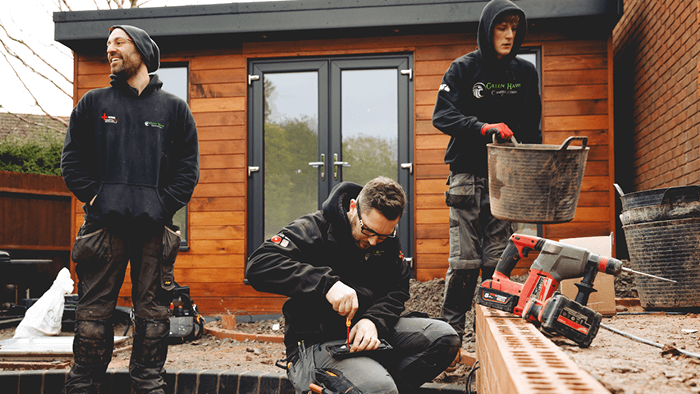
481,123,513,141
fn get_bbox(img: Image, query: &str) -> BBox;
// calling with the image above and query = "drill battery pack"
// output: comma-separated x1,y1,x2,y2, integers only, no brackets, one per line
476,286,519,313
538,294,602,348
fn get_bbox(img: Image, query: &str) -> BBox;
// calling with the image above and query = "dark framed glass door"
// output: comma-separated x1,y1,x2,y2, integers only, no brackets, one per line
248,54,413,261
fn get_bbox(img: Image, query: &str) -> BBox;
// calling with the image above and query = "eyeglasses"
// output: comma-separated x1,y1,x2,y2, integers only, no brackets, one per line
107,38,133,50
356,203,397,240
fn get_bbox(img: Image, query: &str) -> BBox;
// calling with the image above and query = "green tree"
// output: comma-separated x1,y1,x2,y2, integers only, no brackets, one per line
0,129,63,175
342,134,397,188
264,117,319,238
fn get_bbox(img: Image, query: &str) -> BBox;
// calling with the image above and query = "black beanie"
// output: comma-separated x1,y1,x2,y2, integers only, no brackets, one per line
110,25,160,74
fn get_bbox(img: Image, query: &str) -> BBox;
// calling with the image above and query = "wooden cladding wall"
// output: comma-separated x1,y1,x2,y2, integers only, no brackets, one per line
0,171,71,251
71,30,614,314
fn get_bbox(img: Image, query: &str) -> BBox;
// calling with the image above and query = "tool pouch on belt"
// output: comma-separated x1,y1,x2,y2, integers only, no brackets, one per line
283,342,319,394
315,368,363,394
161,225,181,292
71,220,110,268
445,173,475,208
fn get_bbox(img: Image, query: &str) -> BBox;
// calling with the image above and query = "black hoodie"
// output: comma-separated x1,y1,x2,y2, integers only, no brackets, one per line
432,0,542,177
61,34,199,227
246,182,410,354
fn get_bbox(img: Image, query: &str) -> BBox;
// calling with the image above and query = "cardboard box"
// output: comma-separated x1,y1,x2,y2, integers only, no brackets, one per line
559,235,617,316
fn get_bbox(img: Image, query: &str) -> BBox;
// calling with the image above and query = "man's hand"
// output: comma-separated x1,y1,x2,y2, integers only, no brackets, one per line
326,281,358,321
481,123,513,141
349,318,380,352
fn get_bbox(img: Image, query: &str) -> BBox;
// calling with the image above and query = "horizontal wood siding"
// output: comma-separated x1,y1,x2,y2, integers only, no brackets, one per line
0,171,71,251
71,30,614,314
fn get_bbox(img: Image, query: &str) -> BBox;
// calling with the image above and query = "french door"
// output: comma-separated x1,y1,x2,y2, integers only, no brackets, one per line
247,54,414,263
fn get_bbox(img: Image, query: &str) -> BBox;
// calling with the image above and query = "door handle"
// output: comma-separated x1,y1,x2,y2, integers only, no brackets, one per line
401,162,413,174
333,153,350,180
248,166,260,178
309,153,326,181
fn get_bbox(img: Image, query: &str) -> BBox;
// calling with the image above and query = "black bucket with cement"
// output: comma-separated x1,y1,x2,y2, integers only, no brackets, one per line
618,185,700,310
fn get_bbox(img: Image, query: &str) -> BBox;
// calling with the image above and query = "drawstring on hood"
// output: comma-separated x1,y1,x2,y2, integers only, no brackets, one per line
477,0,527,63
110,25,160,74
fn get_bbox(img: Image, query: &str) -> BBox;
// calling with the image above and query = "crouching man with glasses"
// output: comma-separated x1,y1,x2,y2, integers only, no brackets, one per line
247,176,459,394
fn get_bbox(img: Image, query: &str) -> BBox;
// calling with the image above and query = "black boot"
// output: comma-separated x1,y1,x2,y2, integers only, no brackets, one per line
130,317,170,394
441,268,481,341
65,319,114,394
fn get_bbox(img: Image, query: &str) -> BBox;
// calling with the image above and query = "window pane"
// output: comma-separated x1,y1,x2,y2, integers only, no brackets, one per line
159,66,189,245
340,69,398,187
263,72,319,240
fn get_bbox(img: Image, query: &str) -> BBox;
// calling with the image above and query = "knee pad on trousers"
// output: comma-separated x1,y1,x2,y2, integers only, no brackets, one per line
73,319,114,367
395,328,460,391
131,317,169,367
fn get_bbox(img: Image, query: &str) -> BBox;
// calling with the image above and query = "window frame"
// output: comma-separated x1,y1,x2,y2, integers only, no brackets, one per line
158,62,192,251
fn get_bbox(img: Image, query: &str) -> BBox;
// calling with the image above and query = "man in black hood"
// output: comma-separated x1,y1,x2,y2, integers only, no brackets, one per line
61,25,199,393
247,177,459,394
432,0,542,365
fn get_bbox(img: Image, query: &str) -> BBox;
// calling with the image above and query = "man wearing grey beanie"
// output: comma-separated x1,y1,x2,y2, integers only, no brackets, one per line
61,25,199,394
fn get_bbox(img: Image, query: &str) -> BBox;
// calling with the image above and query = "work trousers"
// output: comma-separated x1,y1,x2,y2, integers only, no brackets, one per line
287,316,459,394
441,172,512,339
65,220,178,394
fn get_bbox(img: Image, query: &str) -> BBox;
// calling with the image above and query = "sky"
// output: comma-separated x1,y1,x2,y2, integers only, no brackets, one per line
0,0,286,117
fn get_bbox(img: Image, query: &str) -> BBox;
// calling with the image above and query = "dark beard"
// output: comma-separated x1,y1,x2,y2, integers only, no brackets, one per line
110,51,142,77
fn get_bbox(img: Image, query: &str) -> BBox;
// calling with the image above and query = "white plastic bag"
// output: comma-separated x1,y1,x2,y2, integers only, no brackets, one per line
14,267,74,338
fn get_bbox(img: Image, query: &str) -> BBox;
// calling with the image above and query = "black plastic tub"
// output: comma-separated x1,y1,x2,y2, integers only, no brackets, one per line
618,185,700,310
488,136,588,223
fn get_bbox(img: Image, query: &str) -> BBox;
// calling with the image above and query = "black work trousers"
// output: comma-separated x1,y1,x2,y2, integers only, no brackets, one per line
287,316,460,394
65,221,178,394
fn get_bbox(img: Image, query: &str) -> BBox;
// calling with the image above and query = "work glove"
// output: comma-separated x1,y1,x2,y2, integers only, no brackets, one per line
481,123,513,142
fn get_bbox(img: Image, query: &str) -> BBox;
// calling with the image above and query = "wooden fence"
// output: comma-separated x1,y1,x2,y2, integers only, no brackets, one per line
0,171,72,303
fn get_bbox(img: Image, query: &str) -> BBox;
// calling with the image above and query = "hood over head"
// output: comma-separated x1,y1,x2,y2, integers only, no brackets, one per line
477,0,527,63
110,25,160,73
322,181,362,242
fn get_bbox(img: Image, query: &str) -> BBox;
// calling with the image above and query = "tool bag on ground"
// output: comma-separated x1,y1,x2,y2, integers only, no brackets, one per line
168,282,205,344
277,342,363,394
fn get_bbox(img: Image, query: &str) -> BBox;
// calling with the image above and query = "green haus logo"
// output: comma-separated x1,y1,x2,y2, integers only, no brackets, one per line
145,121,165,129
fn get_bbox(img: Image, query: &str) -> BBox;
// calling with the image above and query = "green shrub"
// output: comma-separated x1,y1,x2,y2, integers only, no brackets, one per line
0,130,64,176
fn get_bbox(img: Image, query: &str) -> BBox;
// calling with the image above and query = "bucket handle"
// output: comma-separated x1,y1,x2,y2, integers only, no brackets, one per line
660,185,700,205
559,136,588,151
491,134,520,144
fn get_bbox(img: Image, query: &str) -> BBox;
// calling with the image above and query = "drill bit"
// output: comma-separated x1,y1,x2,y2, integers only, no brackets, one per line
622,267,676,283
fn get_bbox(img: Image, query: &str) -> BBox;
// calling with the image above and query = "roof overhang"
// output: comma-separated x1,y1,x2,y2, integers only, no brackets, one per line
54,0,623,53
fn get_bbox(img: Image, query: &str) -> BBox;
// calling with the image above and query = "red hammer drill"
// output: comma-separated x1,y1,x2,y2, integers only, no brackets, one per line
476,234,674,347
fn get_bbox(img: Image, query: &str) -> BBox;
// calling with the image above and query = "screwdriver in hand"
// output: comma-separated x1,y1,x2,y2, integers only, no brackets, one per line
346,318,351,348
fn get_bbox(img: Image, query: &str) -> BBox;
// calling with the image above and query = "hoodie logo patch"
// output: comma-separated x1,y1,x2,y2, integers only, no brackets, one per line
474,82,522,98
101,113,117,124
473,82,486,98
439,84,451,93
270,234,290,248
145,121,165,129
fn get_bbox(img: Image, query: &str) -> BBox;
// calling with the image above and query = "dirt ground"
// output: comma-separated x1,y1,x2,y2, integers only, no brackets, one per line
1,270,700,393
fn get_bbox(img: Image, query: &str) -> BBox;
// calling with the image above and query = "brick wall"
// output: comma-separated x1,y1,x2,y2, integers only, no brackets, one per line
613,0,700,192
